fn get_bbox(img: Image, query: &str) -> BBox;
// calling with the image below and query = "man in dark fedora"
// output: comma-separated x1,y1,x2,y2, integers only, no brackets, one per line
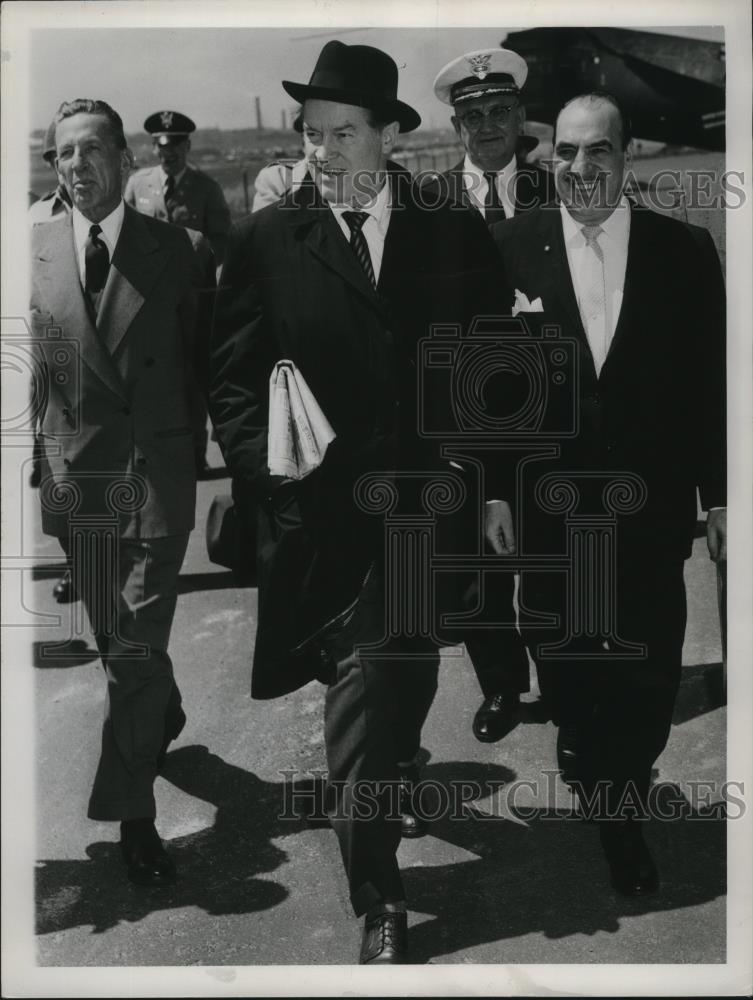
423,47,556,744
210,40,504,963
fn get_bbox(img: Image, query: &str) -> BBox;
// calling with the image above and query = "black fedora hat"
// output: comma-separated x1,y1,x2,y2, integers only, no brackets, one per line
282,40,421,133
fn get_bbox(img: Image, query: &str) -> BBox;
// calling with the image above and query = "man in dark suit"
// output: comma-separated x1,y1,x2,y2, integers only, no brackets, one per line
424,48,557,743
210,41,502,964
31,98,212,887
125,110,231,477
488,92,726,896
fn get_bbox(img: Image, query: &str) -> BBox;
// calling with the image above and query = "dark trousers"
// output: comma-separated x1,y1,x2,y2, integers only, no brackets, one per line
522,548,687,816
322,565,439,916
461,571,530,698
61,532,188,821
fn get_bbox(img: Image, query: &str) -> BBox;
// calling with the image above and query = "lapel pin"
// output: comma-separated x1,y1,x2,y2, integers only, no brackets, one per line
544,244,551,252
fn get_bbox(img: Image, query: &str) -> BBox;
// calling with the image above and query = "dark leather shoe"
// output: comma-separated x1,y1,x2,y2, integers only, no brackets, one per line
53,569,77,604
359,910,408,964
600,822,659,897
399,765,427,838
120,819,176,887
156,707,187,772
472,693,520,743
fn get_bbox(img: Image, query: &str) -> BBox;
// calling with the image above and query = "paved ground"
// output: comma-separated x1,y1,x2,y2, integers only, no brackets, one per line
17,436,731,980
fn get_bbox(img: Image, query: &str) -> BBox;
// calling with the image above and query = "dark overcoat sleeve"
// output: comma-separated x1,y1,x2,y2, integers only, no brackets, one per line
208,217,279,517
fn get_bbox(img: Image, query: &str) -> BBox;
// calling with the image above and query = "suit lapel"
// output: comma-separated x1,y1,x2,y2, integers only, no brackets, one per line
600,205,650,377
33,215,127,400
447,161,474,212
97,206,167,356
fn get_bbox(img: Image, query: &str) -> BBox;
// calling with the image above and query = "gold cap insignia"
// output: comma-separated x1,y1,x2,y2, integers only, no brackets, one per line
468,53,492,80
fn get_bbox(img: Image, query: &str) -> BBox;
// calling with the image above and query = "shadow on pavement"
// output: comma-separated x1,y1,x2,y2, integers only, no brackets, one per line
403,770,726,964
177,571,254,594
36,745,300,936
33,639,99,670
672,662,725,724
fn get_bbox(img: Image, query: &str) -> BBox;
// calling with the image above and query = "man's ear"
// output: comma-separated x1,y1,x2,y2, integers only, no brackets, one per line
120,146,135,177
516,104,526,130
185,138,192,153
381,121,399,154
451,115,461,140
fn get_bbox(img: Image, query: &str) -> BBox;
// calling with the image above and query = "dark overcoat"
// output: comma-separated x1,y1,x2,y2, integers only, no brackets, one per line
210,168,508,697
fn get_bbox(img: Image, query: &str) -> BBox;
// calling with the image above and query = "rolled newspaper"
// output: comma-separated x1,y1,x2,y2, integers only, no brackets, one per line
267,360,336,479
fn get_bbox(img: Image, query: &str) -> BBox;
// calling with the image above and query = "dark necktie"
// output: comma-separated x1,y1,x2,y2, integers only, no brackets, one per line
164,174,175,220
483,172,507,227
84,224,110,294
342,210,376,289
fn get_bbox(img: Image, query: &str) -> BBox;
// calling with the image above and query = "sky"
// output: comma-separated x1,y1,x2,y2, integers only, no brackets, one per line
28,22,724,136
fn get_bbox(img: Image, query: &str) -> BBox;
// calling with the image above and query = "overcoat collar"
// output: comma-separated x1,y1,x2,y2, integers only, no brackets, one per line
282,165,420,313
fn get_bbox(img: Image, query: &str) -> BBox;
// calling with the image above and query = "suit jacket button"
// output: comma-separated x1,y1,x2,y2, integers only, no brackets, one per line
144,357,155,367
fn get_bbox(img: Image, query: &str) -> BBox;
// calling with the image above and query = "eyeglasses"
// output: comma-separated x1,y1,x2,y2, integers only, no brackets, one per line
455,103,519,130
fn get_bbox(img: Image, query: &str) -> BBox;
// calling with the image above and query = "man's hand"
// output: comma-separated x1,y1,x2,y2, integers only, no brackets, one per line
706,507,727,563
485,500,516,555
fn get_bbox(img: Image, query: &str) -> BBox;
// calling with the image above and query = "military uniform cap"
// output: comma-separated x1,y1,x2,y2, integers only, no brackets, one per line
433,48,528,106
144,110,196,145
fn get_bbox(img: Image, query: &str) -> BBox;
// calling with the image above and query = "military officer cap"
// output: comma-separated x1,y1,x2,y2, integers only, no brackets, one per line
144,110,196,146
433,47,528,106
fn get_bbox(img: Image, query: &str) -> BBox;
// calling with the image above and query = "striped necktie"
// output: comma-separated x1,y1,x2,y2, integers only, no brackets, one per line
342,210,376,288
163,174,176,221
483,172,506,227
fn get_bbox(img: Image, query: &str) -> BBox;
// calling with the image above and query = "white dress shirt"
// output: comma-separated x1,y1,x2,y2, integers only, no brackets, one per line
329,180,392,284
72,200,125,287
560,197,631,376
462,154,518,220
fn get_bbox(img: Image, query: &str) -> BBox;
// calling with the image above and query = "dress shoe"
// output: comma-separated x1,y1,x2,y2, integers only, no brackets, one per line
556,720,592,787
359,910,408,964
52,569,77,604
399,765,428,838
472,693,520,743
156,707,187,772
599,821,659,897
120,818,176,887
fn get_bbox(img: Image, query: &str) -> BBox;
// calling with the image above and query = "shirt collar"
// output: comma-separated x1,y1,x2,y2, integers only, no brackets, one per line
560,195,631,247
329,177,391,233
159,166,186,187
462,152,517,190
72,199,125,253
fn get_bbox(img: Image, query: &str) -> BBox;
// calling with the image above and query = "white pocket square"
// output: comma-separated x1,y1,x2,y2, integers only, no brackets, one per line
512,289,544,316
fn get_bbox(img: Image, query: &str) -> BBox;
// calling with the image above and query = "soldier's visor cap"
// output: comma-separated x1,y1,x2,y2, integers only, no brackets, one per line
144,110,196,144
